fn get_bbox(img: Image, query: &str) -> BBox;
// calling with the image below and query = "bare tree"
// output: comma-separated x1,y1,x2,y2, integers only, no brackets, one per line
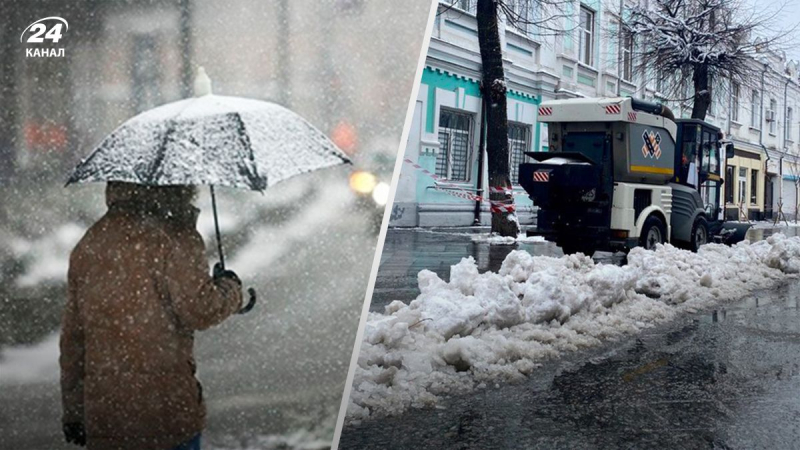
620,0,794,120
470,0,568,236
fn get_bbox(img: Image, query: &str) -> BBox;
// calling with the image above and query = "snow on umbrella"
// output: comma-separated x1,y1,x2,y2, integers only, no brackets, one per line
66,69,351,312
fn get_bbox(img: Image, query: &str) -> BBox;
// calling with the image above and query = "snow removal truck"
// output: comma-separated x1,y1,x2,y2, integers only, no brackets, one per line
519,97,749,256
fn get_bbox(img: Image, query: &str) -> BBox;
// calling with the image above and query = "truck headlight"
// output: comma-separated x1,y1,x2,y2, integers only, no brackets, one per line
372,182,390,206
349,171,377,194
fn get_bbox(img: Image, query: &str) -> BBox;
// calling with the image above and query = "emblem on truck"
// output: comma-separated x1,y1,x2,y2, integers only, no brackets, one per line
641,130,662,159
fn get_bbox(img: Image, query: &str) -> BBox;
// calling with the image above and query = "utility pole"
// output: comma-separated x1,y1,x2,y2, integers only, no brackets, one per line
178,0,193,99
276,0,290,107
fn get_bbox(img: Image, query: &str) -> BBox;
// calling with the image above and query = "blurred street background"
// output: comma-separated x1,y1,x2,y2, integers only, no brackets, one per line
0,0,431,448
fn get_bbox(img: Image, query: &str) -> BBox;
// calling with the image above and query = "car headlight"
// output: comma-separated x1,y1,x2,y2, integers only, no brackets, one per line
372,182,390,206
349,171,377,194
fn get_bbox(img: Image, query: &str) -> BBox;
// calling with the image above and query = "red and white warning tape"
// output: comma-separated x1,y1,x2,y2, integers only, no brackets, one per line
404,158,517,213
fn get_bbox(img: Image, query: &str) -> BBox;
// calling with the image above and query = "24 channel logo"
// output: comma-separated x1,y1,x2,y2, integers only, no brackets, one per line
20,16,68,58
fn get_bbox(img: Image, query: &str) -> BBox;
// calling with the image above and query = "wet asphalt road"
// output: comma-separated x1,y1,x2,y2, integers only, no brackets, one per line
341,226,800,449
342,278,800,449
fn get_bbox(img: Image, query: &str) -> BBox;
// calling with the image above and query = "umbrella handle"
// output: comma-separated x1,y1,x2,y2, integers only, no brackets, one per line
238,287,256,314
210,185,225,270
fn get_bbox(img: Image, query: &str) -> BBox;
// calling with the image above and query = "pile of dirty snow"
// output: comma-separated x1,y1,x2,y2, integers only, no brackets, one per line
471,233,546,245
346,235,800,422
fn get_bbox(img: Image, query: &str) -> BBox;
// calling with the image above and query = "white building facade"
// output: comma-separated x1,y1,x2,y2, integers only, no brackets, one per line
390,0,800,227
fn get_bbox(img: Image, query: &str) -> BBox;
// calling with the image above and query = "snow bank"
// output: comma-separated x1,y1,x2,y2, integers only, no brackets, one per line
746,220,800,230
347,235,800,421
10,223,84,288
471,233,546,245
209,427,332,450
0,333,60,384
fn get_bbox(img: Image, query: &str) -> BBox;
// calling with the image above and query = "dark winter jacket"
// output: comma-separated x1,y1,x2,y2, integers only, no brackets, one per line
60,183,242,450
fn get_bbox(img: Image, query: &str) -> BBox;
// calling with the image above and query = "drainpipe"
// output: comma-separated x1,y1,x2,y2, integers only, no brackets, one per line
724,76,733,217
726,77,733,136
760,63,770,220
616,0,624,96
782,76,790,208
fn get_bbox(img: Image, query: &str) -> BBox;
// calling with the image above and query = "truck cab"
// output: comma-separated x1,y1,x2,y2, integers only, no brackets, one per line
519,97,742,256
669,119,728,247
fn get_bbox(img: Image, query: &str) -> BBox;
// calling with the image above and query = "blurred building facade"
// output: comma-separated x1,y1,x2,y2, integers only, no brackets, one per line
392,0,800,227
1,0,427,184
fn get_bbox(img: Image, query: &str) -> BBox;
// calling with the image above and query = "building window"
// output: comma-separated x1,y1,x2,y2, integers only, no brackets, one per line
751,90,760,129
769,99,777,134
725,165,734,204
579,6,594,66
509,0,532,35
738,167,747,205
436,110,473,181
621,29,633,81
454,0,475,12
731,82,740,122
750,168,758,204
786,107,793,141
508,123,530,184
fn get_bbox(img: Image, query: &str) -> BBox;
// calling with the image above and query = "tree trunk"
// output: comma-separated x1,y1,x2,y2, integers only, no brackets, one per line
691,64,710,120
476,0,519,237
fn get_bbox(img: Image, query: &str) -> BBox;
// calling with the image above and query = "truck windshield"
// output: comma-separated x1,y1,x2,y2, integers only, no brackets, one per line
562,132,606,164
679,125,700,183
701,129,720,176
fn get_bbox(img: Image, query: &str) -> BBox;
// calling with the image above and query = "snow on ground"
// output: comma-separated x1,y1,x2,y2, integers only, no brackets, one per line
228,180,355,279
471,233,547,245
210,427,333,450
0,332,60,384
9,223,84,288
346,235,800,422
745,220,800,230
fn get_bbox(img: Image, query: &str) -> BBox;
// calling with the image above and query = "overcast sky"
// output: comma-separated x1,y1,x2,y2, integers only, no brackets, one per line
740,0,800,61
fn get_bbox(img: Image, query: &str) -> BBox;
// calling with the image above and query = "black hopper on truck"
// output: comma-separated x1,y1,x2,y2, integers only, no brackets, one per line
518,131,617,256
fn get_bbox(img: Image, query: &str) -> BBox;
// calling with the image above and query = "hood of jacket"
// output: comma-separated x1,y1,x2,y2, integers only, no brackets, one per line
105,182,199,228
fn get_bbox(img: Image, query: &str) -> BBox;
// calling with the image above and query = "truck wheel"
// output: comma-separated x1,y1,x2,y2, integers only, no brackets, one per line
639,215,666,250
690,217,709,252
561,244,595,257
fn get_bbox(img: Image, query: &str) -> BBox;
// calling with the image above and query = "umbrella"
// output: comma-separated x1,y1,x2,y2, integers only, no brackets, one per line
66,70,350,313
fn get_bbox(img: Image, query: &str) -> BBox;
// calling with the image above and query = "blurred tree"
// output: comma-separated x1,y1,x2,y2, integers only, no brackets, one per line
0,1,19,182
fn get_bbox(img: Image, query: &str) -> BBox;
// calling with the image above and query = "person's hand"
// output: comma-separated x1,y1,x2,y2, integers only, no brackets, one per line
213,262,241,285
63,422,86,446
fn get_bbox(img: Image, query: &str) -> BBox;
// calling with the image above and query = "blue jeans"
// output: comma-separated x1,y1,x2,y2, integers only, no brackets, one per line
172,434,201,450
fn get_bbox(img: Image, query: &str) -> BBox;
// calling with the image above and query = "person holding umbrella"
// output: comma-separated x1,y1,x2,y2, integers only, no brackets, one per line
60,182,243,450
59,69,349,449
